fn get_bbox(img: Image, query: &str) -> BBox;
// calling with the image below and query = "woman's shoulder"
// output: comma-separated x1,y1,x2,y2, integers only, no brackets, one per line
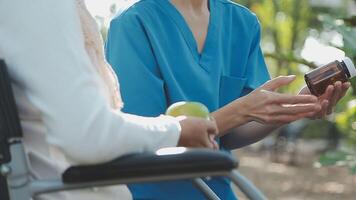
216,0,254,13
216,0,259,25
111,0,161,24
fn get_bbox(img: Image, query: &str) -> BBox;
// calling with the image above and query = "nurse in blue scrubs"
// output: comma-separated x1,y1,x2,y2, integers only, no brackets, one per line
106,0,349,199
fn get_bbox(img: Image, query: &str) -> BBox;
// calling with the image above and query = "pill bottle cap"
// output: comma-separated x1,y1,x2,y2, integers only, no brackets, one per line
342,57,356,78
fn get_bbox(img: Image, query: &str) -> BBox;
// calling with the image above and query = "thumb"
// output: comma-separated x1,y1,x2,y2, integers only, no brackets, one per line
207,117,218,136
262,75,296,91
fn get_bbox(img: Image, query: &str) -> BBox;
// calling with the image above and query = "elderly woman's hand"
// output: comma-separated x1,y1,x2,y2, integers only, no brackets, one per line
299,81,351,119
239,75,321,125
178,116,219,149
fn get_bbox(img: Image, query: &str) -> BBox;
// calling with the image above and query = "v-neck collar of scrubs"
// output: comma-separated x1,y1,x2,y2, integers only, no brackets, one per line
156,0,219,72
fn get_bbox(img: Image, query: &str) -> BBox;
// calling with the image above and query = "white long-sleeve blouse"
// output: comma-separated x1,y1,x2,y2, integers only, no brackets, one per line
0,0,181,199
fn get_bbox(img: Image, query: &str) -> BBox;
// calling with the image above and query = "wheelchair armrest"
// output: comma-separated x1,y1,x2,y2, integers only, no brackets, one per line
62,148,238,184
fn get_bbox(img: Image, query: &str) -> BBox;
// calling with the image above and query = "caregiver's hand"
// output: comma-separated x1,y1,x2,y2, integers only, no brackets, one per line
178,116,219,149
299,81,350,118
240,75,321,125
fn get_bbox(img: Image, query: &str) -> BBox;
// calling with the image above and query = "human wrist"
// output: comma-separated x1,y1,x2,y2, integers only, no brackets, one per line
230,98,252,125
161,115,182,147
212,100,250,134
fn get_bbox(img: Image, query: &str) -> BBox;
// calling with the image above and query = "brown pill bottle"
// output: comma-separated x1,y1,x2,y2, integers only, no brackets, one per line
305,57,356,96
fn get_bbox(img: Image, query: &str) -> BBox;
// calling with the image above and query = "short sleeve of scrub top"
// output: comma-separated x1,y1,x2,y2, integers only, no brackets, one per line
106,0,270,199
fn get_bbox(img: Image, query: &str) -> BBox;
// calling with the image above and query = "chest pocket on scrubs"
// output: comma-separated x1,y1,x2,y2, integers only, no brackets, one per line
219,75,247,107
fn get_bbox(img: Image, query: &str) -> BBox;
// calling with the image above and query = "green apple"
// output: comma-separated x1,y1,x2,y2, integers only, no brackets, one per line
166,101,210,120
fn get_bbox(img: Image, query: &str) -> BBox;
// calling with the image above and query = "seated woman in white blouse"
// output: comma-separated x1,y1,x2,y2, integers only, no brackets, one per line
0,0,331,199
0,0,219,199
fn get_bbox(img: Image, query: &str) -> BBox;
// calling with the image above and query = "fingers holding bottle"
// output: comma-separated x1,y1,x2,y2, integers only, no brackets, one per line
240,76,321,125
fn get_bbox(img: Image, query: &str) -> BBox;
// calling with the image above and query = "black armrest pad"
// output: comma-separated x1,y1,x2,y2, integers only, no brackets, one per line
62,148,238,183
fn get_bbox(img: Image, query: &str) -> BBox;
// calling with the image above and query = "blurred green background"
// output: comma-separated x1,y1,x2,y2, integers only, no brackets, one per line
235,0,356,173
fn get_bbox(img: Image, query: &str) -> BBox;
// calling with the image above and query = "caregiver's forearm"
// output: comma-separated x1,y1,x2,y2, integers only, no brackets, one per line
211,101,250,135
220,122,280,150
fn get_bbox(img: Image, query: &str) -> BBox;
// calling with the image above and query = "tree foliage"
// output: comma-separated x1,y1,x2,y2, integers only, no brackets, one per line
237,0,356,173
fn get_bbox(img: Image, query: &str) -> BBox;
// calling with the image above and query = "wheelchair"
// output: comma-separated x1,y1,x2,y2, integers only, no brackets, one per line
0,60,267,200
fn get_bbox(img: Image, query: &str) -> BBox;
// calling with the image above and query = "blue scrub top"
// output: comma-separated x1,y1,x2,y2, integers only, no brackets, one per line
106,0,270,199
